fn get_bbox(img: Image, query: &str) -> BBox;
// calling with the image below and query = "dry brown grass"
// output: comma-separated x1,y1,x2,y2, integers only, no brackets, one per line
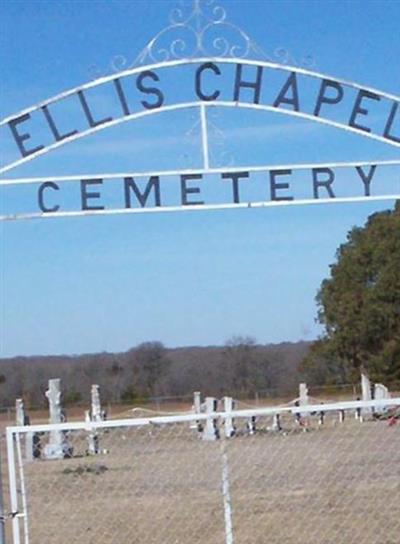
2,415,398,544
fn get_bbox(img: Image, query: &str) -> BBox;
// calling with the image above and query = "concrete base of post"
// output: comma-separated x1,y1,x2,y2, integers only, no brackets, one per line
43,442,73,460
247,416,256,435
272,414,282,431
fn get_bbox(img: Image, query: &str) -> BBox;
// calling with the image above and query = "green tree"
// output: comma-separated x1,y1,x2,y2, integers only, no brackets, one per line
302,202,400,384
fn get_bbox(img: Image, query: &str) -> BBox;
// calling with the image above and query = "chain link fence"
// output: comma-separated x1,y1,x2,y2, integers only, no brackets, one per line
3,399,400,544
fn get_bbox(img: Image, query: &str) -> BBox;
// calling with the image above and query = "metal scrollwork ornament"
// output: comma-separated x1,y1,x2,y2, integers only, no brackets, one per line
88,0,316,80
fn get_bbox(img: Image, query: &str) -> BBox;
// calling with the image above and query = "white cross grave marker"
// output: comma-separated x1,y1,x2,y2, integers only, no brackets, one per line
43,379,72,460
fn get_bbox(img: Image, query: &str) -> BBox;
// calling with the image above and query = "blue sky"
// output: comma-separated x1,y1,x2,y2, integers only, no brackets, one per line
1,0,399,357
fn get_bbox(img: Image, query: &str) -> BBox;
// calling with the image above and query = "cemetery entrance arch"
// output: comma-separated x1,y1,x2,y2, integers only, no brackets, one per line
0,2,399,220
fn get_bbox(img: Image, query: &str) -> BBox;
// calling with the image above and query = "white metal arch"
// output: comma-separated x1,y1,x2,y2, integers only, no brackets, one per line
2,57,399,126
1,158,399,187
1,100,399,177
1,57,399,176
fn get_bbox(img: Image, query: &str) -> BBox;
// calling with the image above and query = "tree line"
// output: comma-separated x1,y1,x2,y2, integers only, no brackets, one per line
0,339,309,408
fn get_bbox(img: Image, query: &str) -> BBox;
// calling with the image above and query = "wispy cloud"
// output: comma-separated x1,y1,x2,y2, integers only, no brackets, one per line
51,117,318,160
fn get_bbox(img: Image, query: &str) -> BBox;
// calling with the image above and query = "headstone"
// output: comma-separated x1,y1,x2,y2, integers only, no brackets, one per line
87,385,103,455
193,391,201,415
374,383,390,415
202,397,219,441
299,383,309,417
191,391,203,432
91,385,103,422
361,373,372,418
86,411,100,456
223,397,236,438
43,379,72,460
15,399,25,426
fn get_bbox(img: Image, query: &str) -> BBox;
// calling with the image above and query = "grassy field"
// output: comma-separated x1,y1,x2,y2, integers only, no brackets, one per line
3,414,399,544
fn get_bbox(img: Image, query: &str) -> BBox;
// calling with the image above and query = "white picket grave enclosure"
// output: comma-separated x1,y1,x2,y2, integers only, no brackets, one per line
4,397,400,544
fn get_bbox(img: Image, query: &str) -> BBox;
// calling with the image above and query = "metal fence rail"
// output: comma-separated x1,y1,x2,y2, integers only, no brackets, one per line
4,397,400,544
